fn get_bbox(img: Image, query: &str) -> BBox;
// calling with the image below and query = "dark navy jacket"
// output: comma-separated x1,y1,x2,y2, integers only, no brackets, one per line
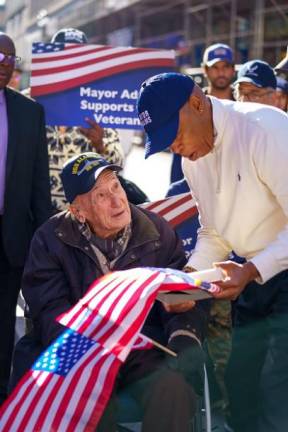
22,204,188,347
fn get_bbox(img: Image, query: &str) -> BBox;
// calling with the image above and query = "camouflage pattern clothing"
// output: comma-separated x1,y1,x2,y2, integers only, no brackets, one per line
46,126,124,212
206,299,232,411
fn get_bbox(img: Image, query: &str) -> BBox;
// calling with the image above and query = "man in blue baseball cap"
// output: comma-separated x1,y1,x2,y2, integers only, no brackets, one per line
233,59,277,106
137,71,288,432
202,43,235,100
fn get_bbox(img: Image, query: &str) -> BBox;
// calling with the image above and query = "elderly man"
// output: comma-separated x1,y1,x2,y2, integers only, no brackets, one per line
16,152,207,431
137,72,288,432
233,59,277,106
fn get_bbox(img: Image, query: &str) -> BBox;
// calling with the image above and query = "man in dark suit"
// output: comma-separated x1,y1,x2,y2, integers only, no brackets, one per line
0,32,51,404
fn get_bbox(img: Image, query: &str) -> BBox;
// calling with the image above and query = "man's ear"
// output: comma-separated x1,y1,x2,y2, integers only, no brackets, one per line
187,91,204,114
69,203,86,223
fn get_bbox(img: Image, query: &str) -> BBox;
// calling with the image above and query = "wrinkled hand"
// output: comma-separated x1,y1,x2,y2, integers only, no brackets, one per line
163,300,196,313
212,261,259,301
79,117,105,153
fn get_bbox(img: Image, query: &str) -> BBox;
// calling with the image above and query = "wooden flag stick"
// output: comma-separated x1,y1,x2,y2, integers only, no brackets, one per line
140,333,177,357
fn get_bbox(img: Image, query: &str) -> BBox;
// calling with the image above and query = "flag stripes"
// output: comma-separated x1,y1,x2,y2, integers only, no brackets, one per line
31,43,175,96
142,192,198,227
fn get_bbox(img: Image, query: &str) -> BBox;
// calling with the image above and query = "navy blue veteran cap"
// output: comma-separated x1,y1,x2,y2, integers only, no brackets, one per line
202,43,234,67
235,60,277,89
137,73,195,158
60,153,122,203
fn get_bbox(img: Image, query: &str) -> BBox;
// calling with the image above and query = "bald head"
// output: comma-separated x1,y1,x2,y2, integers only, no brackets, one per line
0,33,16,89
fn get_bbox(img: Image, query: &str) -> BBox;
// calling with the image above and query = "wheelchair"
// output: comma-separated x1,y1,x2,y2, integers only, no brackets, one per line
117,365,211,432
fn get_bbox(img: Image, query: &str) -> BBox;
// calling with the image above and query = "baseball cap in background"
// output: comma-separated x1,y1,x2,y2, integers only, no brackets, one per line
60,152,122,203
137,73,195,158
202,43,234,67
51,28,88,44
235,60,277,89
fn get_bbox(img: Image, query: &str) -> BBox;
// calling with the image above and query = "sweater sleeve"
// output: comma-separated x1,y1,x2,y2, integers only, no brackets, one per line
249,126,288,283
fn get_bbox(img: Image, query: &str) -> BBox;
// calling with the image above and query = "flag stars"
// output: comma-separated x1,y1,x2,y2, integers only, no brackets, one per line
33,329,96,376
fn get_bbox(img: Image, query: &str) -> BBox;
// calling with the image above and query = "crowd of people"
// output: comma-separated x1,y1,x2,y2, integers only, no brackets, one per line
0,25,288,432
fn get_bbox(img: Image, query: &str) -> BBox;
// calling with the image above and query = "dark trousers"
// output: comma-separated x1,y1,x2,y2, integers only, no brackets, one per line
226,270,288,432
0,226,23,405
97,349,198,432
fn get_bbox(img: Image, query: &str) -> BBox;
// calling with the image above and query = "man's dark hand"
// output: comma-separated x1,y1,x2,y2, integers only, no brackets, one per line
79,117,105,153
212,261,259,300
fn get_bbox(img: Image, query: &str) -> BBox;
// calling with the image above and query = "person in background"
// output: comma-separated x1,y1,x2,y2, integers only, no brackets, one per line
275,76,288,112
202,43,235,100
8,65,22,91
137,72,288,432
13,152,207,432
0,32,51,404
233,59,277,106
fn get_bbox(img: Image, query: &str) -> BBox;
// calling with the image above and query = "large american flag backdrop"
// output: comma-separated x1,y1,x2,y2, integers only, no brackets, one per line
30,42,176,128
0,268,218,431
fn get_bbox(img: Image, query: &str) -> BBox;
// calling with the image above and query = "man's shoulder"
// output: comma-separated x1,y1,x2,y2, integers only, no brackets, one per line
34,211,68,239
5,86,43,112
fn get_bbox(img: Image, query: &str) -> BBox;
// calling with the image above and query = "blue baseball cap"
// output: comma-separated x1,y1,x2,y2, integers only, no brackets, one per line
137,73,195,158
202,43,234,67
276,76,288,94
235,60,277,89
51,28,88,44
60,152,121,203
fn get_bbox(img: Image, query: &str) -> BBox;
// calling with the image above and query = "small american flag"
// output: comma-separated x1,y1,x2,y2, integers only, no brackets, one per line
31,42,175,97
0,268,166,431
141,192,198,227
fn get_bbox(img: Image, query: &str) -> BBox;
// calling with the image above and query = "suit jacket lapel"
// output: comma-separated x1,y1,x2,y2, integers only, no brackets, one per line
4,87,19,185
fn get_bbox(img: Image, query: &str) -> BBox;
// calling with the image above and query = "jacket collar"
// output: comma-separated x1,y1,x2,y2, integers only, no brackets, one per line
55,204,160,252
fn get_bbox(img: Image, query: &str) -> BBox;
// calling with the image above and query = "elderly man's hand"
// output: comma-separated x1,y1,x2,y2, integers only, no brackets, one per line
212,261,259,301
163,300,196,313
79,118,105,153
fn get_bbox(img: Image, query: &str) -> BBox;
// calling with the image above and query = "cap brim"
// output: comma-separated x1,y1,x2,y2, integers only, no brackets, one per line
144,114,179,159
205,58,233,67
79,164,122,198
94,164,122,182
234,77,263,88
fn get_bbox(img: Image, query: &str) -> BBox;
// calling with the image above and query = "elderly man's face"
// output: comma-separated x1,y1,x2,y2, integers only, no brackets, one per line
234,82,277,106
73,170,131,238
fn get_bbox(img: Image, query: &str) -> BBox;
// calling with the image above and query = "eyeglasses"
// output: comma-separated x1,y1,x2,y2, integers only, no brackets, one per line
233,87,274,102
0,52,21,65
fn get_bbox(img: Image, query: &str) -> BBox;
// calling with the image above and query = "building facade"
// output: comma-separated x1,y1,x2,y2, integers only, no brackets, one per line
4,0,288,71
